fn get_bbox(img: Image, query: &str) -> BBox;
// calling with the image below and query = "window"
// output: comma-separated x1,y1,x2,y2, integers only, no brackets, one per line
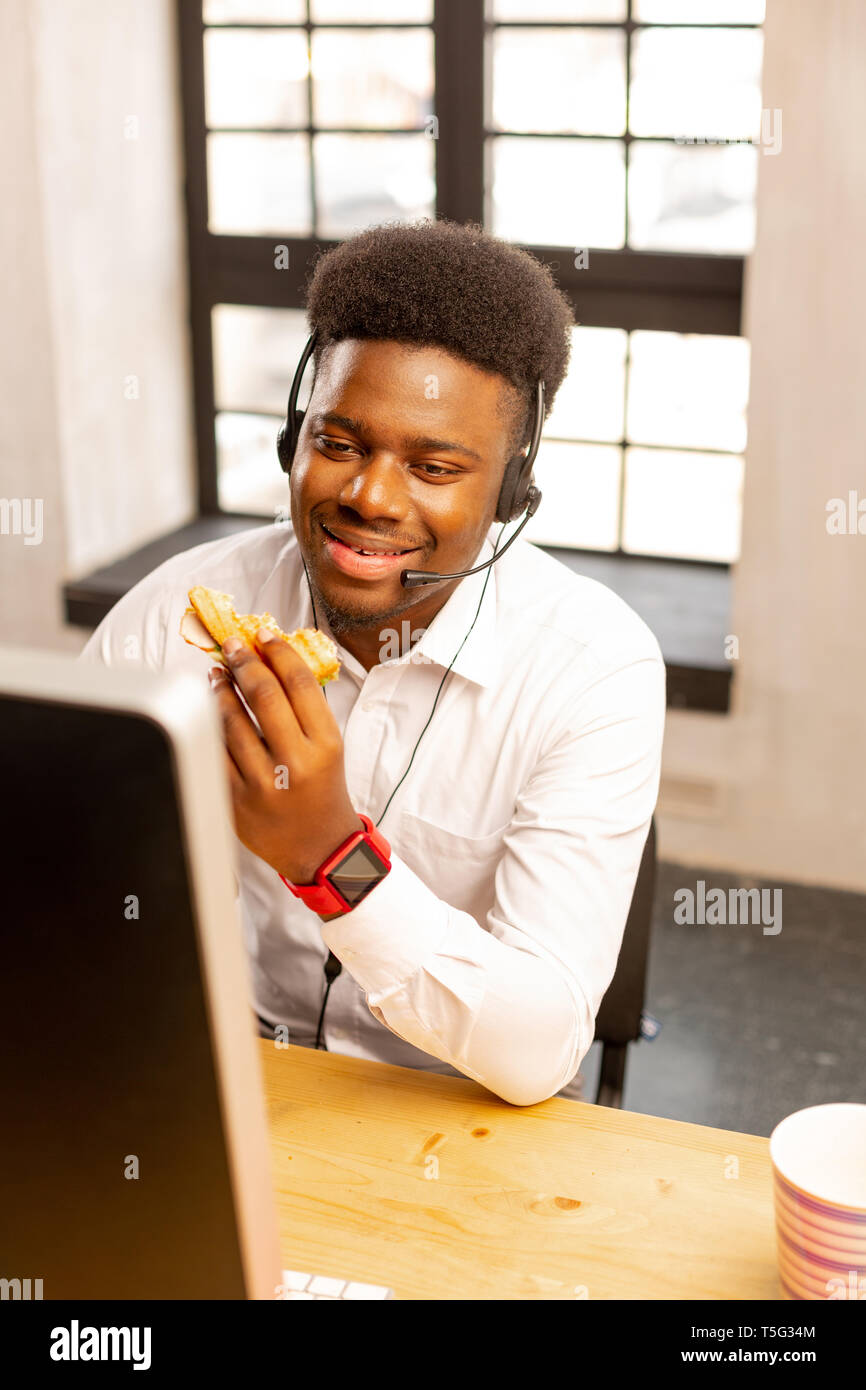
178,0,764,564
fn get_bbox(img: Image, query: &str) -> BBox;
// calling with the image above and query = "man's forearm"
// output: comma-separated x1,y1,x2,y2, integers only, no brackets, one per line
316,854,589,1106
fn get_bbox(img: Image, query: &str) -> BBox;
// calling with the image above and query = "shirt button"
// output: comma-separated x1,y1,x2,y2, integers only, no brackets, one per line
361,701,375,712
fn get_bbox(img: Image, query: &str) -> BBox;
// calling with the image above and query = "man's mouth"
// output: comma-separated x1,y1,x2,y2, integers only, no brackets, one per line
318,521,422,580
319,522,419,557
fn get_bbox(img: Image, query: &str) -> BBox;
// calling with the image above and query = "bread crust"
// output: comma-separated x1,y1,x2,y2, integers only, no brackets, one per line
181,585,340,686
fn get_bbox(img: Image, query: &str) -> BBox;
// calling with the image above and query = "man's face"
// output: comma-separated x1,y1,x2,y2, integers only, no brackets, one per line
290,338,519,644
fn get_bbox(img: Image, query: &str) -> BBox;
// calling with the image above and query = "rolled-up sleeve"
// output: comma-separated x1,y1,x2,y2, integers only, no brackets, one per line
322,649,666,1107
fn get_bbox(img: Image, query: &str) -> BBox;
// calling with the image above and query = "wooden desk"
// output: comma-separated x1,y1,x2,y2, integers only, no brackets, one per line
259,1040,780,1301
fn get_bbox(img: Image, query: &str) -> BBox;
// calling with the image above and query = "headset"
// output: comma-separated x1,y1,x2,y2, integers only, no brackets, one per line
274,329,546,1050
277,330,544,587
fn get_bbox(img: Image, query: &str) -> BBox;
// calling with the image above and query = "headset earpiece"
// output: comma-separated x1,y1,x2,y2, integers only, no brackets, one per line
495,449,529,524
276,420,289,473
277,331,318,477
494,379,546,523
278,409,306,475
279,333,544,523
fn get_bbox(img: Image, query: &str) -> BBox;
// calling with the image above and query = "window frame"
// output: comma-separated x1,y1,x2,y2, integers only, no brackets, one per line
177,0,748,566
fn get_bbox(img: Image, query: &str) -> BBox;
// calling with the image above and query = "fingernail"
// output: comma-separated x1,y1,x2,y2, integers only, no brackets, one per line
256,627,274,644
222,637,242,657
208,667,226,685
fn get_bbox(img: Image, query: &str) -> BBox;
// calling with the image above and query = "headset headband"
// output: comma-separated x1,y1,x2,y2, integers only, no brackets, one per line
278,330,544,522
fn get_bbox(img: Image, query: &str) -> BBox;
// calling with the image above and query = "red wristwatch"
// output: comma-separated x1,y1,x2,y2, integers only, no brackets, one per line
279,814,391,915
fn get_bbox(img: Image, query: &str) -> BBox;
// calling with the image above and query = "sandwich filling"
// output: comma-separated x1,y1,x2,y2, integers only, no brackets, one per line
180,586,340,686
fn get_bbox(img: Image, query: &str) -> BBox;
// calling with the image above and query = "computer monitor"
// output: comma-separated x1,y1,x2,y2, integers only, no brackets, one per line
0,647,283,1299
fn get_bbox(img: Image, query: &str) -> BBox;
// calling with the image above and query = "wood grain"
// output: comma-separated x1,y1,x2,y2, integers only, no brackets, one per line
259,1041,780,1301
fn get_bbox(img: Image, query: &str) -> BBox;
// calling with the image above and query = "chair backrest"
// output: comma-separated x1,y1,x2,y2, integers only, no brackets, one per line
593,819,657,1046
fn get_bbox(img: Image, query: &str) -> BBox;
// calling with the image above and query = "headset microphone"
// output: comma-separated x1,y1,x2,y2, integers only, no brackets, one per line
400,484,541,587
400,377,545,587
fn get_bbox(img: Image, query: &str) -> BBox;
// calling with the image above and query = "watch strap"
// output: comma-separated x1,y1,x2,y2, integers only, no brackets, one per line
279,814,391,913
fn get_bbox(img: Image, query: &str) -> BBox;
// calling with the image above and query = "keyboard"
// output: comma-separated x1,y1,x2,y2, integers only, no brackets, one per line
278,1268,395,1300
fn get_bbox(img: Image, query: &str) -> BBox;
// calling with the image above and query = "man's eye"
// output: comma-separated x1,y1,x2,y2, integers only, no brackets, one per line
316,439,456,476
318,437,355,455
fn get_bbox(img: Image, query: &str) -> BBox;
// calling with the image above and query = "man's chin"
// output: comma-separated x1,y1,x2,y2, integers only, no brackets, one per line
314,575,413,637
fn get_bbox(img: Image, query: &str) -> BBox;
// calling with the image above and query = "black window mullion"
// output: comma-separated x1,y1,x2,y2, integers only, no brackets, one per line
204,235,742,336
177,0,219,513
210,235,336,308
179,0,749,537
625,0,633,248
433,0,484,224
304,0,317,235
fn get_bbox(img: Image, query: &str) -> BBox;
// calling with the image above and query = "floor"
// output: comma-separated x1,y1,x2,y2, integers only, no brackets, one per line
578,861,866,1137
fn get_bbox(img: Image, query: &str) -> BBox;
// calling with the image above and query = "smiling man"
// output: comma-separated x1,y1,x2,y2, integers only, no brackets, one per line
80,220,665,1107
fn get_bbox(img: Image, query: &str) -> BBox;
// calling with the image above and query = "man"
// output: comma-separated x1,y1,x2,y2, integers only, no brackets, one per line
81,220,665,1107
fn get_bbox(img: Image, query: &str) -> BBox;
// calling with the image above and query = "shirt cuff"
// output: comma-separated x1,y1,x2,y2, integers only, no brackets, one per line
319,851,449,996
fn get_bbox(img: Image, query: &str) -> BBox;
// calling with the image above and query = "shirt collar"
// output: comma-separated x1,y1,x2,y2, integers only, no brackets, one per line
293,525,501,690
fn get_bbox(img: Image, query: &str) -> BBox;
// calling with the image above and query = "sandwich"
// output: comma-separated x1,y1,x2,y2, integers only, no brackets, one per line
180,585,340,686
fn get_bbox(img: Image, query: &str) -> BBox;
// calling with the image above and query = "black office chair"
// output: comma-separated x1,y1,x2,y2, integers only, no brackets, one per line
591,818,657,1109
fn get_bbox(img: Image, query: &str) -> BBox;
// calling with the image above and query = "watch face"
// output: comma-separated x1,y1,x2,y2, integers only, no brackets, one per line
326,839,387,907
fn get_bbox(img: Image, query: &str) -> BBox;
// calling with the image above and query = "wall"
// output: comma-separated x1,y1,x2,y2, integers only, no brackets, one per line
658,0,866,891
0,0,195,651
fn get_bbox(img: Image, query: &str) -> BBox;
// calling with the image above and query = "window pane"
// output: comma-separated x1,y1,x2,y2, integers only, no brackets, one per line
627,331,749,452
630,28,763,140
488,137,625,248
623,447,743,561
217,413,288,516
207,133,311,234
523,441,621,551
491,0,627,18
312,0,432,19
312,30,433,128
628,140,756,253
545,327,626,442
204,29,308,128
634,0,764,21
314,134,434,237
204,0,305,21
490,29,626,135
212,306,310,416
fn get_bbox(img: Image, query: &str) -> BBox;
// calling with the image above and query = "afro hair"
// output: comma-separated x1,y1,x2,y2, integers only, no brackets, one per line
304,219,575,451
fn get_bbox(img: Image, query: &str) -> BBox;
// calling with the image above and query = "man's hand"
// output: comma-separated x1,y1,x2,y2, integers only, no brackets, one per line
208,629,363,885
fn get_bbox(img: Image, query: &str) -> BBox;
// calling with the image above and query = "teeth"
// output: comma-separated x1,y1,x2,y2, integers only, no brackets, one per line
326,527,405,556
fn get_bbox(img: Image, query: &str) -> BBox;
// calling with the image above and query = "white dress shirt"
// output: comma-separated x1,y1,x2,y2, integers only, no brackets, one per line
79,520,665,1106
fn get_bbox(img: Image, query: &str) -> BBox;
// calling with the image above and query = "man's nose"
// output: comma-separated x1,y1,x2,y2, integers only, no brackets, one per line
338,452,408,519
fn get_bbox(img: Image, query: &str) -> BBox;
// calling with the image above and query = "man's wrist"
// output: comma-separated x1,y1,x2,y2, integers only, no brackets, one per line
280,811,391,919
282,812,365,886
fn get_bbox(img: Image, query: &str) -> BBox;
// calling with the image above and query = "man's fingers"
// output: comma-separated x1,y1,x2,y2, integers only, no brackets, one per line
209,667,273,782
217,638,308,763
223,746,245,798
252,630,338,741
